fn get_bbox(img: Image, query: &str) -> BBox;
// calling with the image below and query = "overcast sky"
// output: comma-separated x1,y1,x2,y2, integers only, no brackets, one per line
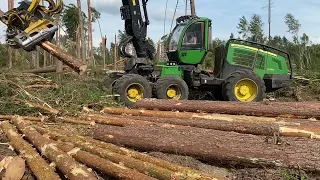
1,0,320,47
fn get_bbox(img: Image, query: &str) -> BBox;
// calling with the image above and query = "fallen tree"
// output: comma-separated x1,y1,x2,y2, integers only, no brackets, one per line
35,126,218,180
136,99,320,119
0,121,60,180
11,116,97,180
93,124,320,174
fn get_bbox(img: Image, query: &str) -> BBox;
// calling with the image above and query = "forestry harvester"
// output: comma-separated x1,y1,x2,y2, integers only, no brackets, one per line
0,0,293,107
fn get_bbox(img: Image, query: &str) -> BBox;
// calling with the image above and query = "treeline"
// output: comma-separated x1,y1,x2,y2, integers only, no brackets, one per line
0,3,319,76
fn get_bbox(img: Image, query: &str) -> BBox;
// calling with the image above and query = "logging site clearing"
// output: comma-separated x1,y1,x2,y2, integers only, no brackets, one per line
0,72,320,180
1,0,320,179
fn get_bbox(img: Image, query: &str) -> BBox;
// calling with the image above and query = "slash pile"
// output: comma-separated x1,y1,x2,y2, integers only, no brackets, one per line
1,98,320,179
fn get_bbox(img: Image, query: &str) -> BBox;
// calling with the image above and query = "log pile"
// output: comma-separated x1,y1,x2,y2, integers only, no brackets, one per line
0,116,217,180
1,99,320,179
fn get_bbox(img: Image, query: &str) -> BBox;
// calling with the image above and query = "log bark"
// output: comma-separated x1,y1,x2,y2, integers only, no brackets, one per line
35,126,217,179
136,99,320,119
101,107,278,123
25,84,58,89
84,114,278,136
0,115,45,122
93,124,320,174
11,116,97,180
0,121,60,180
39,41,87,75
84,114,320,138
52,140,156,180
36,127,218,180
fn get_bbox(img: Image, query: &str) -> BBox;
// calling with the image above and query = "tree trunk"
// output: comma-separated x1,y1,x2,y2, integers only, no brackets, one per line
101,107,277,123
35,126,217,179
136,99,320,119
11,116,98,180
90,113,320,138
36,127,218,180
77,0,86,63
0,121,60,180
36,47,40,69
87,0,93,58
93,125,320,174
0,115,46,122
54,140,156,180
39,41,87,74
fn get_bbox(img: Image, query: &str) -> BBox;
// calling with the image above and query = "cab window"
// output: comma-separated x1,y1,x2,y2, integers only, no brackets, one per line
182,22,204,50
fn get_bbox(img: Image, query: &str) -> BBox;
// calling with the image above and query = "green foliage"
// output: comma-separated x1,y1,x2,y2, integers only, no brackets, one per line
236,14,265,43
0,72,120,115
237,16,249,39
285,13,301,36
281,170,308,180
248,14,265,43
61,4,87,41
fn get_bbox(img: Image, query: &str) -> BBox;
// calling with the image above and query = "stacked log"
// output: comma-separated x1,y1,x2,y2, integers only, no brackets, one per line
90,113,320,138
0,115,220,179
35,127,217,180
0,121,60,180
93,124,320,174
10,116,98,180
136,99,320,119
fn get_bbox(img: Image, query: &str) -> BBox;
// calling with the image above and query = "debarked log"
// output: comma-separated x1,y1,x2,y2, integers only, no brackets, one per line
136,99,320,119
11,116,97,180
93,125,320,173
0,121,60,180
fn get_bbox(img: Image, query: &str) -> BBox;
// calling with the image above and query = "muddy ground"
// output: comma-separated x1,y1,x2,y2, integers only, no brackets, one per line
0,121,318,180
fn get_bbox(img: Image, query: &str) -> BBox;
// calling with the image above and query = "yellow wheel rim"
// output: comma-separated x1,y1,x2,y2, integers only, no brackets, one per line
234,79,258,102
166,85,182,100
126,84,144,102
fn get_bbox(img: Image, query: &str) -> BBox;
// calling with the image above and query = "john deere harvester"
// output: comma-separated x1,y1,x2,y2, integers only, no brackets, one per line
106,14,292,107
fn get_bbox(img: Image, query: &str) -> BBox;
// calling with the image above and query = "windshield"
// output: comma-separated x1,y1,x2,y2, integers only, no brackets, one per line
168,24,186,51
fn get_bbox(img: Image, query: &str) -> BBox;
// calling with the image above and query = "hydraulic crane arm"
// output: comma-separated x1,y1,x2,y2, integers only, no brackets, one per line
119,0,155,60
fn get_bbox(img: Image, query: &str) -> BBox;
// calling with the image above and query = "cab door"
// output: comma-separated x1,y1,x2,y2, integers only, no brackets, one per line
178,21,207,65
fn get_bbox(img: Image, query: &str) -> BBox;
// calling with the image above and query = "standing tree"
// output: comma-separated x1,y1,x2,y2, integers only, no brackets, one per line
249,14,265,43
285,13,305,70
237,16,249,39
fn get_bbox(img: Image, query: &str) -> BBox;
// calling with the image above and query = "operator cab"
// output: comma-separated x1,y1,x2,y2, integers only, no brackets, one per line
167,16,212,66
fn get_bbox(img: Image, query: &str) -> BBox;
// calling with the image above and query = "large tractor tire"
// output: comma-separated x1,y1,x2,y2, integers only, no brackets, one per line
222,69,266,102
113,74,152,107
103,72,123,89
154,76,189,100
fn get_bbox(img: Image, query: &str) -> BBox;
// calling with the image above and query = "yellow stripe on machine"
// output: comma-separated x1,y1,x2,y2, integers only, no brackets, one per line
27,0,41,13
231,43,278,57
132,0,136,6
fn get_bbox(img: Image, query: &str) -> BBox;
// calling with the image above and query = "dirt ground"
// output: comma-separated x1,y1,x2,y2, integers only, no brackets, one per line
0,122,318,180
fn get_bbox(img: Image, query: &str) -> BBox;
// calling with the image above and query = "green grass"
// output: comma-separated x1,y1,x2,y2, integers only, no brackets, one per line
0,71,122,116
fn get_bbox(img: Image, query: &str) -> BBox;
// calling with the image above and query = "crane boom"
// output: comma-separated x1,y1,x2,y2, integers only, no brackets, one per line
119,0,155,60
